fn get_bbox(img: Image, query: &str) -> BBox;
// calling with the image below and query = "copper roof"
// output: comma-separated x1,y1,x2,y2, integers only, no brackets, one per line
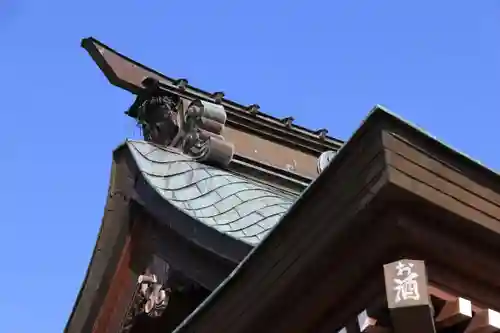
128,140,296,245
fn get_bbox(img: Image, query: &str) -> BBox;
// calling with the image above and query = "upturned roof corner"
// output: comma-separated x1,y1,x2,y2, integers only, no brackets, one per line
80,37,344,156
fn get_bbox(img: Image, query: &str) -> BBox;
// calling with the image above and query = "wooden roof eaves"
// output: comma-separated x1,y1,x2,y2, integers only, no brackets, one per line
371,105,500,192
172,106,395,333
172,106,500,333
66,141,267,332
80,37,343,155
64,145,134,333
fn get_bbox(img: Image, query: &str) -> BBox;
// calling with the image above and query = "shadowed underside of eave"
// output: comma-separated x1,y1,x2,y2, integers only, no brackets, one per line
324,284,500,333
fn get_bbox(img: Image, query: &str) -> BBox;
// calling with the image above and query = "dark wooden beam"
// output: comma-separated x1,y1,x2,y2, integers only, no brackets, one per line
357,308,391,333
465,309,500,333
435,297,472,329
384,259,436,333
150,218,237,291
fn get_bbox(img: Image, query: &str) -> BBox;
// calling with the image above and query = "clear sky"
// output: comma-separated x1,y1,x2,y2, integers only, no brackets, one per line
0,0,499,332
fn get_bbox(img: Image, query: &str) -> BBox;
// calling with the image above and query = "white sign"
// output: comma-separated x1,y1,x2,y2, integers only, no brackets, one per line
393,261,420,303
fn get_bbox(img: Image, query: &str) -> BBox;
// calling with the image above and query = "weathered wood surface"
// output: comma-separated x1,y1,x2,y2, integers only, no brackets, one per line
81,37,342,160
92,214,148,333
335,286,498,333
174,116,393,333
65,148,136,333
172,109,500,333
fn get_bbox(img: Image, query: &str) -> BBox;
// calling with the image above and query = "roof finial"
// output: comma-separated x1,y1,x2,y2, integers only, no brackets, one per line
173,78,188,91
281,116,295,128
314,128,329,140
212,91,225,104
246,104,260,115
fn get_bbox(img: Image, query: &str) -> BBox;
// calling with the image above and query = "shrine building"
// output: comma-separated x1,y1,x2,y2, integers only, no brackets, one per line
65,37,500,333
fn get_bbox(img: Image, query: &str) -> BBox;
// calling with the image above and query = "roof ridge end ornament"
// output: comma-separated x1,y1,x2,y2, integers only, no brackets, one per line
128,77,235,167
172,78,188,90
317,150,336,174
212,91,225,104
246,104,260,115
281,116,295,128
171,98,234,166
314,128,329,141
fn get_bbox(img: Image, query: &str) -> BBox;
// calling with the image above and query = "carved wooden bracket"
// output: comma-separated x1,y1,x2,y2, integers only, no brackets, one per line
119,273,171,333
137,273,171,318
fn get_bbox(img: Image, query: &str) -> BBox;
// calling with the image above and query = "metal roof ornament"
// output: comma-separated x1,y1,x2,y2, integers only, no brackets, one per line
317,150,336,174
171,99,234,166
128,78,234,167
314,128,329,141
172,78,188,90
281,116,295,128
246,104,260,115
212,91,225,104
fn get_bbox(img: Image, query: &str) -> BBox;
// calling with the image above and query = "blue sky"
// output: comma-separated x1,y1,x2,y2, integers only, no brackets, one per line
0,0,499,332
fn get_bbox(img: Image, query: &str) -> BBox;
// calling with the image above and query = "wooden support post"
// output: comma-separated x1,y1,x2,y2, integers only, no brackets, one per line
435,297,472,329
383,259,436,333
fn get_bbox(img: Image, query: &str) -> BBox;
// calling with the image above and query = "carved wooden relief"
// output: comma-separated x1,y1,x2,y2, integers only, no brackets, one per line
119,254,171,332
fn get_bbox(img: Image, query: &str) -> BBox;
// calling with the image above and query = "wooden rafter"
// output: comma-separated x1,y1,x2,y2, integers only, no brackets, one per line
336,281,500,333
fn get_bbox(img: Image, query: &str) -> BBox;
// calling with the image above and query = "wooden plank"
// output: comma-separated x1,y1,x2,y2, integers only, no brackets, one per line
223,126,318,178
428,265,500,311
316,294,391,333
92,214,149,333
383,259,435,333
385,148,500,220
272,208,395,333
357,308,391,333
382,132,500,207
394,215,500,296
173,109,500,333
67,148,136,333
211,146,389,332
177,126,389,332
387,166,500,240
465,309,500,333
435,297,472,329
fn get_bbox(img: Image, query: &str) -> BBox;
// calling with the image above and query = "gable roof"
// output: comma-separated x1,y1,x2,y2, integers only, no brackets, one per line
127,140,296,245
170,105,500,333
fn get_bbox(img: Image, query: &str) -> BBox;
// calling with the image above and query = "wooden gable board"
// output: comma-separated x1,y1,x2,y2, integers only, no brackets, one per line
171,106,500,333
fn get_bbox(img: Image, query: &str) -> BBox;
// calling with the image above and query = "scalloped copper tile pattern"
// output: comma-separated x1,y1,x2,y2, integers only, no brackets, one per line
127,140,296,245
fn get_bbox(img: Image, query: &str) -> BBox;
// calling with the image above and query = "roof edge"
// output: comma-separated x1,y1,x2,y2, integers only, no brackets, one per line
64,145,133,333
171,105,500,332
80,37,343,153
368,105,500,186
